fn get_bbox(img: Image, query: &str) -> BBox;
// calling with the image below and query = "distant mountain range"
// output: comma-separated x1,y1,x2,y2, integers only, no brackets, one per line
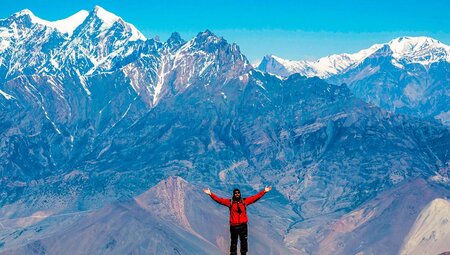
257,37,450,126
0,6,449,255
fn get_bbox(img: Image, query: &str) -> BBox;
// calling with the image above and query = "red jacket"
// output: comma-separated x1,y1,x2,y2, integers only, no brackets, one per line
210,189,267,226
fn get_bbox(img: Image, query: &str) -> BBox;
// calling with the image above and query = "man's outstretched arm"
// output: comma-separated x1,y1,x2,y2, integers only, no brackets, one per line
244,186,272,205
203,188,231,207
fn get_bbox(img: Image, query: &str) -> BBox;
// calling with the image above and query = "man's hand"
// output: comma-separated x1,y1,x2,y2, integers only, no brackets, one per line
203,188,211,195
264,186,272,192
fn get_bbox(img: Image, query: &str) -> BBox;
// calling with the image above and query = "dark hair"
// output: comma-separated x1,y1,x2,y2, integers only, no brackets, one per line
233,188,240,194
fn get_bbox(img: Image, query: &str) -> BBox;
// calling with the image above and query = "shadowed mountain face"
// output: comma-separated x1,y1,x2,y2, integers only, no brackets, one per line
1,7,450,255
0,7,250,214
327,45,450,126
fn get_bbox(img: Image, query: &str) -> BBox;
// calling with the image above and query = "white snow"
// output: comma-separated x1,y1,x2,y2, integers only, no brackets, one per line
262,36,450,78
12,9,35,19
391,59,404,69
264,43,382,78
49,58,59,69
12,9,88,36
127,24,146,41
122,67,140,93
15,9,53,28
153,54,169,105
0,89,14,100
93,6,119,29
387,36,450,66
198,57,214,75
255,79,266,90
111,103,132,128
0,33,11,51
10,7,145,41
75,70,91,96
50,10,89,36
41,105,61,135
93,6,146,41
97,142,112,158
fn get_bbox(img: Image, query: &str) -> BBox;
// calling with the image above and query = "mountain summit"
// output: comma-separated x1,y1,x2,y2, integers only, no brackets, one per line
386,36,450,66
88,5,146,41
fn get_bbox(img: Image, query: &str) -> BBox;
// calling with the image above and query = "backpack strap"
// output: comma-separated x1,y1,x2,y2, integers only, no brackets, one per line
229,199,246,209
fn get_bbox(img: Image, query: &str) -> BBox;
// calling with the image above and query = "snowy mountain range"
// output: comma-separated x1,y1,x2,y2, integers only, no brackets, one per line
0,6,449,255
257,36,450,125
258,37,450,78
257,43,383,78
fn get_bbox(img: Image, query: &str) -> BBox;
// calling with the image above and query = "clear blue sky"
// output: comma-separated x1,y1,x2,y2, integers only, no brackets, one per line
2,0,450,63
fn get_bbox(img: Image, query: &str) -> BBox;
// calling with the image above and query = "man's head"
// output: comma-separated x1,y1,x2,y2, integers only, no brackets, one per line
232,188,241,201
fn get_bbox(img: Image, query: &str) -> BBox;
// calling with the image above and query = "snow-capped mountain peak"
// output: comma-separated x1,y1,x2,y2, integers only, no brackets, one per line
11,9,35,18
92,5,122,31
0,6,150,84
257,54,308,77
386,36,450,65
6,9,48,28
6,9,88,36
389,36,440,50
93,5,118,24
90,5,145,41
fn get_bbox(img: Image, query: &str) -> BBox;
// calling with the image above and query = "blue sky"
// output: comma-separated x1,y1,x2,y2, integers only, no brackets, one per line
2,0,450,63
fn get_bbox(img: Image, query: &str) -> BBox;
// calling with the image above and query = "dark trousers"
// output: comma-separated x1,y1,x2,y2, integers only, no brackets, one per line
230,223,248,255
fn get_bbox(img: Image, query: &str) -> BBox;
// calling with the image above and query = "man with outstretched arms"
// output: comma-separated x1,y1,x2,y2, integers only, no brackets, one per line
203,186,272,255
